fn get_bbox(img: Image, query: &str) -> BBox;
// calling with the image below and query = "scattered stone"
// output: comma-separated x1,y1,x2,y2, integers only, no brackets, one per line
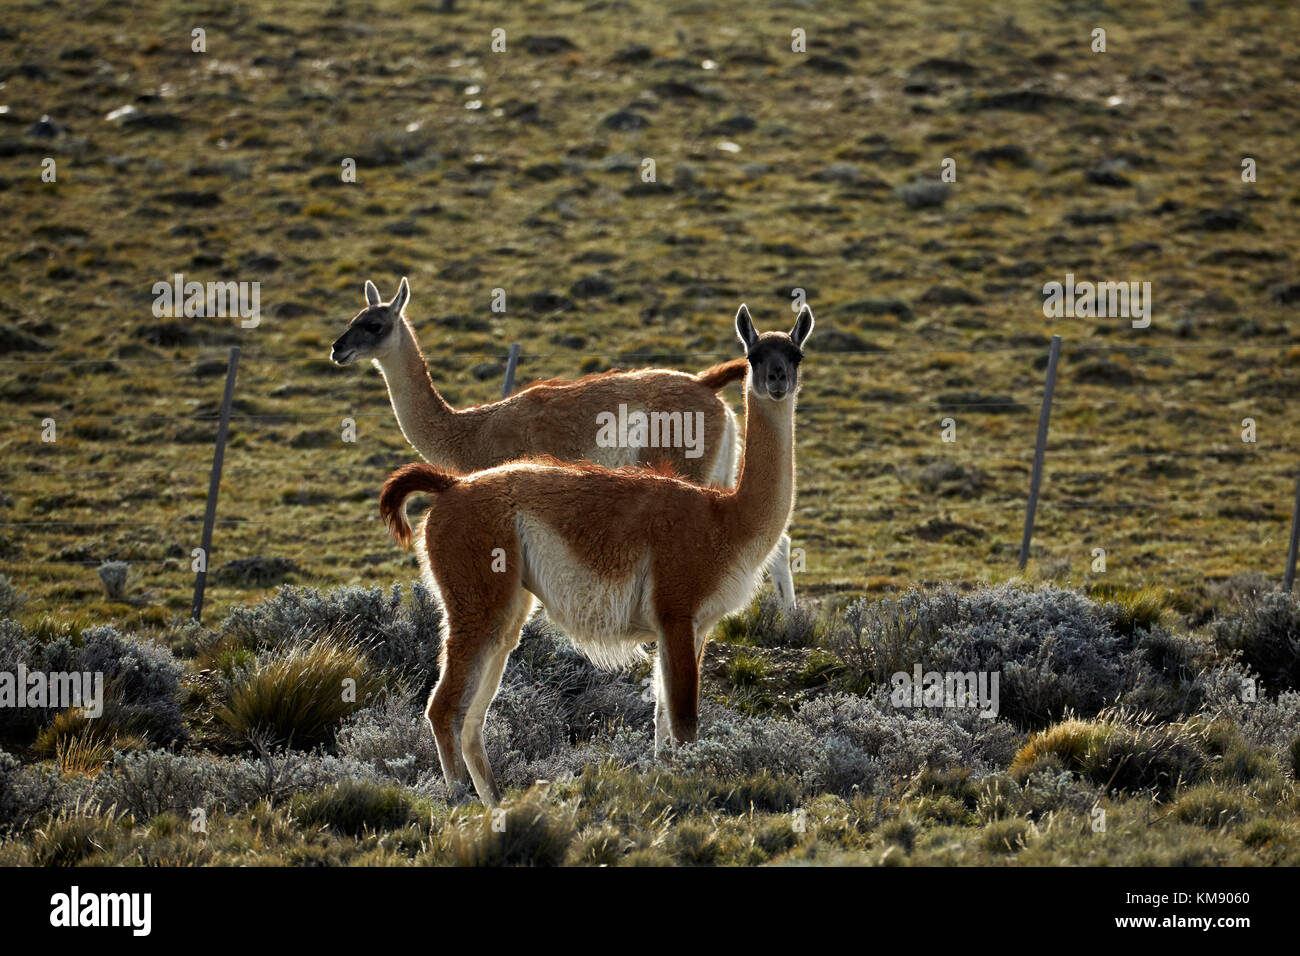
1085,159,1131,186
0,323,51,353
963,90,1081,112
810,162,860,184
816,330,878,352
909,57,977,77
919,461,987,498
384,220,427,237
896,179,951,209
288,429,334,449
1064,208,1123,226
571,274,614,298
522,35,577,54
972,144,1031,166
192,359,230,377
1073,359,1139,385
612,44,653,64
241,251,281,271
911,517,985,541
26,114,60,138
937,392,1028,414
602,109,650,131
1271,283,1300,306
1183,206,1251,231
624,180,674,197
550,333,587,349
728,50,775,66
121,111,184,131
159,190,222,208
804,54,850,75
524,291,573,313
709,114,756,135
919,285,980,306
215,556,302,587
835,298,914,323
524,162,565,181
135,322,195,347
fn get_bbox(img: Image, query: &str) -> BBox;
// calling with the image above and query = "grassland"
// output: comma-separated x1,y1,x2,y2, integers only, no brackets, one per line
1,0,1299,867
2,0,1299,623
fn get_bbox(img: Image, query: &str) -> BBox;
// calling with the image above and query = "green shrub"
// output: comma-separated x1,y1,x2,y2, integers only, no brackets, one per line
0,573,24,617
1012,711,1210,799
1170,783,1250,829
981,816,1029,854
1212,590,1300,691
215,632,383,747
830,584,1129,727
566,824,627,866
0,619,184,749
709,769,802,814
668,821,723,865
30,810,123,867
716,591,823,648
451,792,574,866
290,780,418,836
728,652,769,686
1101,585,1167,637
220,582,444,679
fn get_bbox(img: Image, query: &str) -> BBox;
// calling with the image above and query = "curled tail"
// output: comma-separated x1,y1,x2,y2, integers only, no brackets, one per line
379,463,460,549
695,357,747,390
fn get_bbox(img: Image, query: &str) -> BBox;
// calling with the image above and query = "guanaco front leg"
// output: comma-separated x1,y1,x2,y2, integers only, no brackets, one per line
658,615,700,748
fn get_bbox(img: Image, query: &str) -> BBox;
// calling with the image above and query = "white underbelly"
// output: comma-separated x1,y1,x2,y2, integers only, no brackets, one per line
517,514,655,670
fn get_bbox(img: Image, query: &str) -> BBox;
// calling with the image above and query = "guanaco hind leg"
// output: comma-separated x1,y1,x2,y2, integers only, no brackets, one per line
459,589,534,805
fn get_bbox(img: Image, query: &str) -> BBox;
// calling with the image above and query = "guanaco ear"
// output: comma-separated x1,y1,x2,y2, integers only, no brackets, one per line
391,276,410,314
364,280,381,308
790,304,814,348
735,304,758,352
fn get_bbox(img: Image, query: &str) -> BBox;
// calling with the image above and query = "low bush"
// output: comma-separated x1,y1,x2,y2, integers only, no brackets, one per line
77,747,382,821
1211,589,1300,692
0,574,24,617
450,789,574,866
0,619,184,749
290,780,419,837
715,591,823,648
215,632,384,747
0,749,59,835
219,583,443,681
1011,711,1210,799
831,584,1134,727
96,561,130,601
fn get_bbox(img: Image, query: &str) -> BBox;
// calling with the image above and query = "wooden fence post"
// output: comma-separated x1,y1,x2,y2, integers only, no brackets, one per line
191,346,240,622
1285,468,1300,592
1019,335,1062,570
502,343,520,398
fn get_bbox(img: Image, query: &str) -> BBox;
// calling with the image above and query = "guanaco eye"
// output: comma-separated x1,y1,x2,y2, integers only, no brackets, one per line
365,321,383,333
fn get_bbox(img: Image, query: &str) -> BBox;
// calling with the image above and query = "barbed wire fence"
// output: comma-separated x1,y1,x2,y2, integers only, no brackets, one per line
1,332,1298,621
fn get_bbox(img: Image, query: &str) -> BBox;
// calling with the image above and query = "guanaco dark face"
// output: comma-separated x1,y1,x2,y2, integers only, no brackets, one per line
735,303,814,401
330,277,409,365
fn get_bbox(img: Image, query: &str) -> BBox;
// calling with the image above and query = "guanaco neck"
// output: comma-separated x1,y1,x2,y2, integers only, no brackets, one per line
372,316,458,467
729,374,796,550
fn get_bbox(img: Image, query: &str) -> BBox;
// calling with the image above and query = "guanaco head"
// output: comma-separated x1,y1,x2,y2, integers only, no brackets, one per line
330,277,410,365
734,303,814,401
